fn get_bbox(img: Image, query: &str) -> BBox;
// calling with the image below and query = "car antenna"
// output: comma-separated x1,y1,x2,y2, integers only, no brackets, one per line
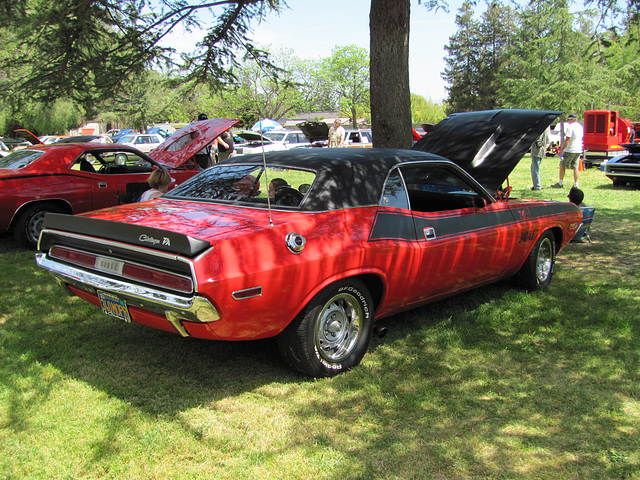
258,120,274,227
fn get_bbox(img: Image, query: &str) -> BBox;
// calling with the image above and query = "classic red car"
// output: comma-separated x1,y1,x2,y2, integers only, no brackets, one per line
0,119,239,247
35,110,582,377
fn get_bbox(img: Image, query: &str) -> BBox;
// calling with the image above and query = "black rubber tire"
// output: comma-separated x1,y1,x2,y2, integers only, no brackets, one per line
13,204,62,249
513,231,556,291
277,279,374,377
611,177,626,187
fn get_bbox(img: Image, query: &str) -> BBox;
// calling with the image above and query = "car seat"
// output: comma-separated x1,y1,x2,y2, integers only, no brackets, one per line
79,159,96,173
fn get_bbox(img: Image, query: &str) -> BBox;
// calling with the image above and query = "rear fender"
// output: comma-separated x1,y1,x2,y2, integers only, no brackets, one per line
10,199,73,231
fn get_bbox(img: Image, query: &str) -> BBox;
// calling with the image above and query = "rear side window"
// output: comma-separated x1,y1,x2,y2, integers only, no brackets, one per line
380,168,409,209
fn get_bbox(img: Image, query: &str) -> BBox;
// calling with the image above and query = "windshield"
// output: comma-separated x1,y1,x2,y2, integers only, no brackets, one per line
118,135,136,143
264,132,285,142
167,164,316,208
0,149,45,169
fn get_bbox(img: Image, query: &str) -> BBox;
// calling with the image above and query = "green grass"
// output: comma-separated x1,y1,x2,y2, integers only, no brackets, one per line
1,156,639,479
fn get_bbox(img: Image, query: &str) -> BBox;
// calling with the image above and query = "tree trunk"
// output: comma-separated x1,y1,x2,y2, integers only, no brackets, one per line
370,0,413,149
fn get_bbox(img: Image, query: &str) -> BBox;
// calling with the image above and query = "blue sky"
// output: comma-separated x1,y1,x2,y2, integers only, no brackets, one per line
163,1,463,103
252,1,461,103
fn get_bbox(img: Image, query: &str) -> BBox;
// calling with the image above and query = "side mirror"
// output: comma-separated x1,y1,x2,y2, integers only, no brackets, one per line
473,196,487,209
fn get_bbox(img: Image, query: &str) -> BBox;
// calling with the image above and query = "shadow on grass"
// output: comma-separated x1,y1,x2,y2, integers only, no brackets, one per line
0,237,305,423
2,200,639,478
292,268,640,477
286,204,640,478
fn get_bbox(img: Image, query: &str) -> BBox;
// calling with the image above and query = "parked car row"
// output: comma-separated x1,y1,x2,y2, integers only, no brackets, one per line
295,121,373,148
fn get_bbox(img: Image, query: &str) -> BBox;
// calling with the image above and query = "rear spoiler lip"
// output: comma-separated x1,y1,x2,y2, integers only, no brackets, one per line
40,213,211,257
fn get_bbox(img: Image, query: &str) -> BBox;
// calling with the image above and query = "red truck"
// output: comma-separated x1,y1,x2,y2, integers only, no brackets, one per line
583,110,634,167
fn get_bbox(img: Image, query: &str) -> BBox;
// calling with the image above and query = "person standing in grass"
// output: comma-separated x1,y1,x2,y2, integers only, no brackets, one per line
552,113,584,189
328,119,345,148
530,127,550,191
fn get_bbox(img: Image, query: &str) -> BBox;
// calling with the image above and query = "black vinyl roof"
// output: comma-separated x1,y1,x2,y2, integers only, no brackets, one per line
219,148,451,211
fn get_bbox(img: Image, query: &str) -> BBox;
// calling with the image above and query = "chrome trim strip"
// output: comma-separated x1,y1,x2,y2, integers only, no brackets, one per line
38,228,202,292
36,254,220,330
232,286,263,300
41,228,184,260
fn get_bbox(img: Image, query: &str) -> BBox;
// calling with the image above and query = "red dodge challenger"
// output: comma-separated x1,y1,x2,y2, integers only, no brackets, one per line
35,110,583,377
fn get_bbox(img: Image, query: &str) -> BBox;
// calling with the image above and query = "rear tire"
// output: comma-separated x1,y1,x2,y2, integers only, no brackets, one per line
611,177,626,187
13,204,62,249
277,279,374,377
513,231,556,291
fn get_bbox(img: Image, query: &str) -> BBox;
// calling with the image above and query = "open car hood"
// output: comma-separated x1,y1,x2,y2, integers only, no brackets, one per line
412,109,561,192
297,121,330,143
13,129,44,145
235,130,268,142
149,118,240,168
620,143,640,154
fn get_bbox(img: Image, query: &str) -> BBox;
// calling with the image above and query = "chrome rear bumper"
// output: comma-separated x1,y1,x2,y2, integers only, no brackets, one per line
35,253,219,336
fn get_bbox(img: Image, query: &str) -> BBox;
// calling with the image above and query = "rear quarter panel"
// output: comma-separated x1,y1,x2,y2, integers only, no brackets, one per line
186,206,422,340
503,198,582,271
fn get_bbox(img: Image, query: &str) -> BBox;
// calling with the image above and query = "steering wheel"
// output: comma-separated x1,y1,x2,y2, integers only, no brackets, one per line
275,187,304,207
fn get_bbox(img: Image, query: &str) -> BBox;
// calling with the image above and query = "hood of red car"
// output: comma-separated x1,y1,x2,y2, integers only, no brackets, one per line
412,109,561,192
13,129,44,145
149,118,241,168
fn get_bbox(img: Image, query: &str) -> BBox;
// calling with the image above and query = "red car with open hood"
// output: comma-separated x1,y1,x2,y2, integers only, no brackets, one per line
35,110,583,377
0,119,239,247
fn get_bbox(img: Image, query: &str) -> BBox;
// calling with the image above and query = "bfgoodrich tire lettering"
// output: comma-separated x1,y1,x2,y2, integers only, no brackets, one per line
514,230,556,291
277,279,374,377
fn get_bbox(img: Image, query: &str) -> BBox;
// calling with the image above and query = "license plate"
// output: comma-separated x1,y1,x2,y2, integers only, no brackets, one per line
98,291,131,323
95,256,124,275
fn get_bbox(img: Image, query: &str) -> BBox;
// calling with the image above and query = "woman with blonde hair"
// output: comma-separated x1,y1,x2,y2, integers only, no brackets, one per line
139,169,172,201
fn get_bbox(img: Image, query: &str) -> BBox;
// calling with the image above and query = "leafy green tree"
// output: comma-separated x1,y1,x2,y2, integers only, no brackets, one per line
410,94,447,124
442,1,482,113
1,0,449,148
498,0,602,113
476,1,516,108
583,10,640,117
323,45,370,128
229,47,313,124
443,0,515,113
0,97,83,136
0,0,284,115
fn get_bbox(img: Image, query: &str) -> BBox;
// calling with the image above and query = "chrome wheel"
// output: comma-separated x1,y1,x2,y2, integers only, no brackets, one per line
536,237,553,284
316,293,362,362
278,279,373,377
27,210,48,245
513,230,555,291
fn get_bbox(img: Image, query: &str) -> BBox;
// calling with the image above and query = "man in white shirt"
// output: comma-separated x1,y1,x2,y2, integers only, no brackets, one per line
551,113,584,188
